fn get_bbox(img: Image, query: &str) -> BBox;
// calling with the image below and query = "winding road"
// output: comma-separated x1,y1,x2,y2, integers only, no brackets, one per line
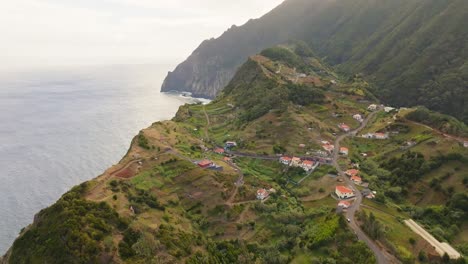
332,109,399,264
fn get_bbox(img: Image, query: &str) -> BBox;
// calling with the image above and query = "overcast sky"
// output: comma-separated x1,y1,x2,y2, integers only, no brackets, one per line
0,0,283,70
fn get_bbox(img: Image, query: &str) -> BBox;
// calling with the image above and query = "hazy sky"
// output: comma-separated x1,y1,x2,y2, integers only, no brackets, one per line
0,0,283,70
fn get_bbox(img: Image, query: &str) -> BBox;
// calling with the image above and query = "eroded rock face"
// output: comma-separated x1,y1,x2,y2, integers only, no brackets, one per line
161,54,236,99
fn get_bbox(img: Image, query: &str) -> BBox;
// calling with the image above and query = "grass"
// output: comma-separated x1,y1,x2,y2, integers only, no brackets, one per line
361,207,417,261
130,171,164,191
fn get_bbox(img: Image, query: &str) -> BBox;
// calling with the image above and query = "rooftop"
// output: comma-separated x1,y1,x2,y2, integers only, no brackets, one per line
336,186,353,193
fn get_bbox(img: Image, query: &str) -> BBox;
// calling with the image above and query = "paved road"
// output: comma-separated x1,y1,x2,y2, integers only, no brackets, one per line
332,110,399,264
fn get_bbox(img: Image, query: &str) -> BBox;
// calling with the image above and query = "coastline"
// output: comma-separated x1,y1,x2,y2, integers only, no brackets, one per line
1,92,210,261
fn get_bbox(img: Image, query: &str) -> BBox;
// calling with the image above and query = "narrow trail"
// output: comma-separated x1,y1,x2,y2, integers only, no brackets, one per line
332,109,400,264
224,160,245,206
203,106,211,141
405,119,467,144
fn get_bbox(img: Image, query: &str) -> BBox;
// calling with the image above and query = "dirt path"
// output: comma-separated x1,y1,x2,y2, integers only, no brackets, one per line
332,109,400,264
224,160,245,206
406,119,467,144
203,106,211,141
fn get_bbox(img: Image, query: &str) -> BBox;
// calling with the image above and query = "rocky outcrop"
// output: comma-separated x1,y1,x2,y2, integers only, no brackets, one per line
161,51,237,98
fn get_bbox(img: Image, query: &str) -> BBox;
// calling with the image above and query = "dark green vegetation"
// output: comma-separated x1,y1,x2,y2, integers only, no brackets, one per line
137,132,150,149
406,107,468,137
162,0,468,122
9,183,127,264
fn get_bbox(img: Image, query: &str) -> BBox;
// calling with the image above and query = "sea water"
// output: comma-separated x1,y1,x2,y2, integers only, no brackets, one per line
0,64,201,254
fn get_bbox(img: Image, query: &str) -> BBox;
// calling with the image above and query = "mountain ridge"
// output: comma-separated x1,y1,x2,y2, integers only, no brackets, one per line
161,0,468,122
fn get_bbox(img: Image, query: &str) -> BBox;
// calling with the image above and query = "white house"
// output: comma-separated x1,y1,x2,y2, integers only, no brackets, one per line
322,144,335,153
290,157,302,167
368,104,377,111
257,189,269,200
353,114,363,122
384,107,396,113
339,147,349,156
338,201,351,209
339,123,351,132
375,133,389,139
351,175,362,184
301,160,315,171
335,186,354,199
225,141,237,147
279,156,292,165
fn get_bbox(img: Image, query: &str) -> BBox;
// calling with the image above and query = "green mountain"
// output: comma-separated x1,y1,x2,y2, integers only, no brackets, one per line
161,0,468,123
3,46,467,263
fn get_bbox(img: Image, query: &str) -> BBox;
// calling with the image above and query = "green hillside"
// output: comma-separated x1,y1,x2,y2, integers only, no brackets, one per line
161,0,468,123
3,47,467,263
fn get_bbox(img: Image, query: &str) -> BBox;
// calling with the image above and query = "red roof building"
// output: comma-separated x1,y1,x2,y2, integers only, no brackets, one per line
339,124,351,132
279,156,292,165
340,147,349,155
345,169,360,177
335,186,354,199
214,148,225,154
351,175,362,184
301,160,315,171
338,201,351,209
256,189,269,200
323,144,335,152
198,160,213,168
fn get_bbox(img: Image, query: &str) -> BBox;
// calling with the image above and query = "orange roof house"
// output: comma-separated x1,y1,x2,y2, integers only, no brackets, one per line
198,160,213,168
340,147,349,155
338,201,351,209
339,123,351,132
214,148,225,154
256,189,269,200
291,157,301,166
345,169,360,177
279,156,292,165
323,144,335,152
301,160,315,171
351,175,362,184
335,186,354,199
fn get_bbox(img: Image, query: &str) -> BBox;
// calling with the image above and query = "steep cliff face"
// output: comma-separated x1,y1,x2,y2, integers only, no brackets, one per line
160,0,330,98
161,49,238,98
161,0,468,122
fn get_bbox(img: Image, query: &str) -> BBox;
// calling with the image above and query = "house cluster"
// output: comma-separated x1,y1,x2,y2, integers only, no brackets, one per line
353,114,364,123
279,156,319,172
339,123,351,132
256,188,276,200
335,186,354,199
361,132,389,140
345,169,362,185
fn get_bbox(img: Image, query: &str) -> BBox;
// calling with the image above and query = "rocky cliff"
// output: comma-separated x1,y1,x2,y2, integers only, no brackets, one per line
161,0,468,123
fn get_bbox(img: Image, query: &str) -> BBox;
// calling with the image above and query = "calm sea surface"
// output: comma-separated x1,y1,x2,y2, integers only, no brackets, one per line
0,64,201,254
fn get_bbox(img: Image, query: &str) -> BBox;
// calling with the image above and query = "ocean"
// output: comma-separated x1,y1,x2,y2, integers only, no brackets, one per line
0,64,202,254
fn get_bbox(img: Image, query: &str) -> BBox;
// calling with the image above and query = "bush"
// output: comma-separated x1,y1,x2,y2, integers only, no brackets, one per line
137,132,150,149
